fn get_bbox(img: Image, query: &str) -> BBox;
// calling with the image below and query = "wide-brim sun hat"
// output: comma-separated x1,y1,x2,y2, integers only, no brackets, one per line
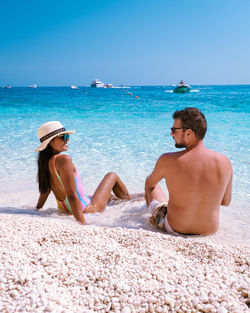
35,121,75,151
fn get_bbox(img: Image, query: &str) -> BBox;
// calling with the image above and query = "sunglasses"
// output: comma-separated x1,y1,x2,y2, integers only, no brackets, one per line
58,134,70,142
171,127,189,133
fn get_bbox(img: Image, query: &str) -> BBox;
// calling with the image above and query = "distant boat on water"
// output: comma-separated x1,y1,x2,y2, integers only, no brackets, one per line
29,84,38,88
91,79,105,88
91,79,127,88
173,80,191,93
3,85,12,89
104,83,113,88
71,85,79,89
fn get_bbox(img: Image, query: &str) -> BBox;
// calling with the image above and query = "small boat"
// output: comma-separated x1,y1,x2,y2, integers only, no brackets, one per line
173,80,191,93
104,83,113,88
91,79,105,88
71,85,79,89
29,84,38,88
3,85,12,89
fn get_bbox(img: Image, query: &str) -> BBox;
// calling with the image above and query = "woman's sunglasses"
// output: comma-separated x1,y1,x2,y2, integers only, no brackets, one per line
58,134,70,142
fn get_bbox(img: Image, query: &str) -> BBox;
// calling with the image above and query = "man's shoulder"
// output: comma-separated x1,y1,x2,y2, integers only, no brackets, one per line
160,151,184,158
205,149,232,171
207,149,231,162
157,152,184,165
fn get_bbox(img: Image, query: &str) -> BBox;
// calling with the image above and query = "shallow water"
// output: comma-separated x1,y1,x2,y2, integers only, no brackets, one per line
0,85,249,243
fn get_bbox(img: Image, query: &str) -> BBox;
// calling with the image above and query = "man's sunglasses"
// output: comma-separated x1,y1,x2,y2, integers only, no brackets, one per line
58,134,70,142
171,127,189,133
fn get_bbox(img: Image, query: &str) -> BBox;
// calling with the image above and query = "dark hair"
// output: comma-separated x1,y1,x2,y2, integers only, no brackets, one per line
172,107,207,139
37,145,54,193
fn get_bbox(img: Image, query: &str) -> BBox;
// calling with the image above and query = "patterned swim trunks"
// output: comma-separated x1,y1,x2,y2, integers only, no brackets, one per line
148,199,179,235
148,200,168,230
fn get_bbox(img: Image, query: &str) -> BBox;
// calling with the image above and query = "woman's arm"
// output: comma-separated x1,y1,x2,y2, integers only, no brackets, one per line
36,189,51,209
56,155,86,224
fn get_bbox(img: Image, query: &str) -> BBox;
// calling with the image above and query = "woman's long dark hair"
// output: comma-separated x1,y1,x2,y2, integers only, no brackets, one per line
37,145,55,193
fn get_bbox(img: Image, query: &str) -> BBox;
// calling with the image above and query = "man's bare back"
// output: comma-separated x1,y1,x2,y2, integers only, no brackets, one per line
145,108,233,235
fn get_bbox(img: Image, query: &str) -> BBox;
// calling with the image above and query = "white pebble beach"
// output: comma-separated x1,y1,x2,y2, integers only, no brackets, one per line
0,199,249,313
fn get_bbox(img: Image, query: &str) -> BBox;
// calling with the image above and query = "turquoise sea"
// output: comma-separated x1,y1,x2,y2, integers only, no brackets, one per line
0,85,249,242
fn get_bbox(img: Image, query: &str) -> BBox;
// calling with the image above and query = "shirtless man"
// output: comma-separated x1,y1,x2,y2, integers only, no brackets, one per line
145,107,233,235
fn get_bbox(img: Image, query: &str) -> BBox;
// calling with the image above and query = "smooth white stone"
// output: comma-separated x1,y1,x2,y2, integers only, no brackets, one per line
10,290,19,299
122,284,131,292
121,308,131,313
45,304,54,312
217,306,227,313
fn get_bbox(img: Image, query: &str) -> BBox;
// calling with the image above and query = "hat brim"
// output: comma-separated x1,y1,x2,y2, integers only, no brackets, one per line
35,130,75,151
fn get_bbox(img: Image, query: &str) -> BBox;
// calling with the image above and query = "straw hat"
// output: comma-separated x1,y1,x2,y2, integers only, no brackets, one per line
35,121,75,151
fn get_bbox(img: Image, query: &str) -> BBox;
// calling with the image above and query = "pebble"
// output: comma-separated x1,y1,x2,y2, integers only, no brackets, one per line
45,304,54,312
122,284,131,292
200,292,209,303
10,290,19,299
121,308,131,313
217,307,227,313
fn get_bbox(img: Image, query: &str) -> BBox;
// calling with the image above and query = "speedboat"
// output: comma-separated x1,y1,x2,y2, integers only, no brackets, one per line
29,84,38,88
71,85,79,89
173,81,191,93
4,85,12,89
91,79,105,88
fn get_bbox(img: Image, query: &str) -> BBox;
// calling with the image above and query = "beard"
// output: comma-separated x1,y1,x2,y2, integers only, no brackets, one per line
174,132,186,148
175,141,186,148
175,142,186,148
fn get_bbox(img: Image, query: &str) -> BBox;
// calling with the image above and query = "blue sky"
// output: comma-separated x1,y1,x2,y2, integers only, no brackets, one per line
0,0,249,86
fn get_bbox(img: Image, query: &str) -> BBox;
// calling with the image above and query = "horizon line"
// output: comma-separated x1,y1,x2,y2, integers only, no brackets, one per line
1,83,250,88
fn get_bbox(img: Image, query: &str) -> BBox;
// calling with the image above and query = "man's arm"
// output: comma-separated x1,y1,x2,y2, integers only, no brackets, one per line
221,171,233,206
145,155,166,205
36,189,51,209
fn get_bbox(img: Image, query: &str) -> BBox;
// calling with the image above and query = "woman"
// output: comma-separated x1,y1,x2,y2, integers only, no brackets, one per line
35,121,130,224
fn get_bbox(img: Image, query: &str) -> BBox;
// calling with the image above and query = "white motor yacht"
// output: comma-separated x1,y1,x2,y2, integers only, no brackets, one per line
29,84,38,88
71,85,79,89
91,79,105,88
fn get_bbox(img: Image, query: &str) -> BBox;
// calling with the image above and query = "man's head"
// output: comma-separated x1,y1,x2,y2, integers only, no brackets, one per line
171,107,207,148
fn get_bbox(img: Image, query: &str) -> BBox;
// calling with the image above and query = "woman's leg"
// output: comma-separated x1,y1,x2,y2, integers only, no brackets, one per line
84,172,130,213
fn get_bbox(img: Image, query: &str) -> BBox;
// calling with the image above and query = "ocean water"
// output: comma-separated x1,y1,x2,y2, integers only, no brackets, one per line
0,85,249,243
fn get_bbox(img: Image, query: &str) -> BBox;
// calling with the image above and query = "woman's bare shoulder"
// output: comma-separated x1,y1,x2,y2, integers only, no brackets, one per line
49,154,72,167
55,154,72,161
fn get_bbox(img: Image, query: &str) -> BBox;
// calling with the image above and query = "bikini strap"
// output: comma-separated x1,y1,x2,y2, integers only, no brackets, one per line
52,154,60,179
